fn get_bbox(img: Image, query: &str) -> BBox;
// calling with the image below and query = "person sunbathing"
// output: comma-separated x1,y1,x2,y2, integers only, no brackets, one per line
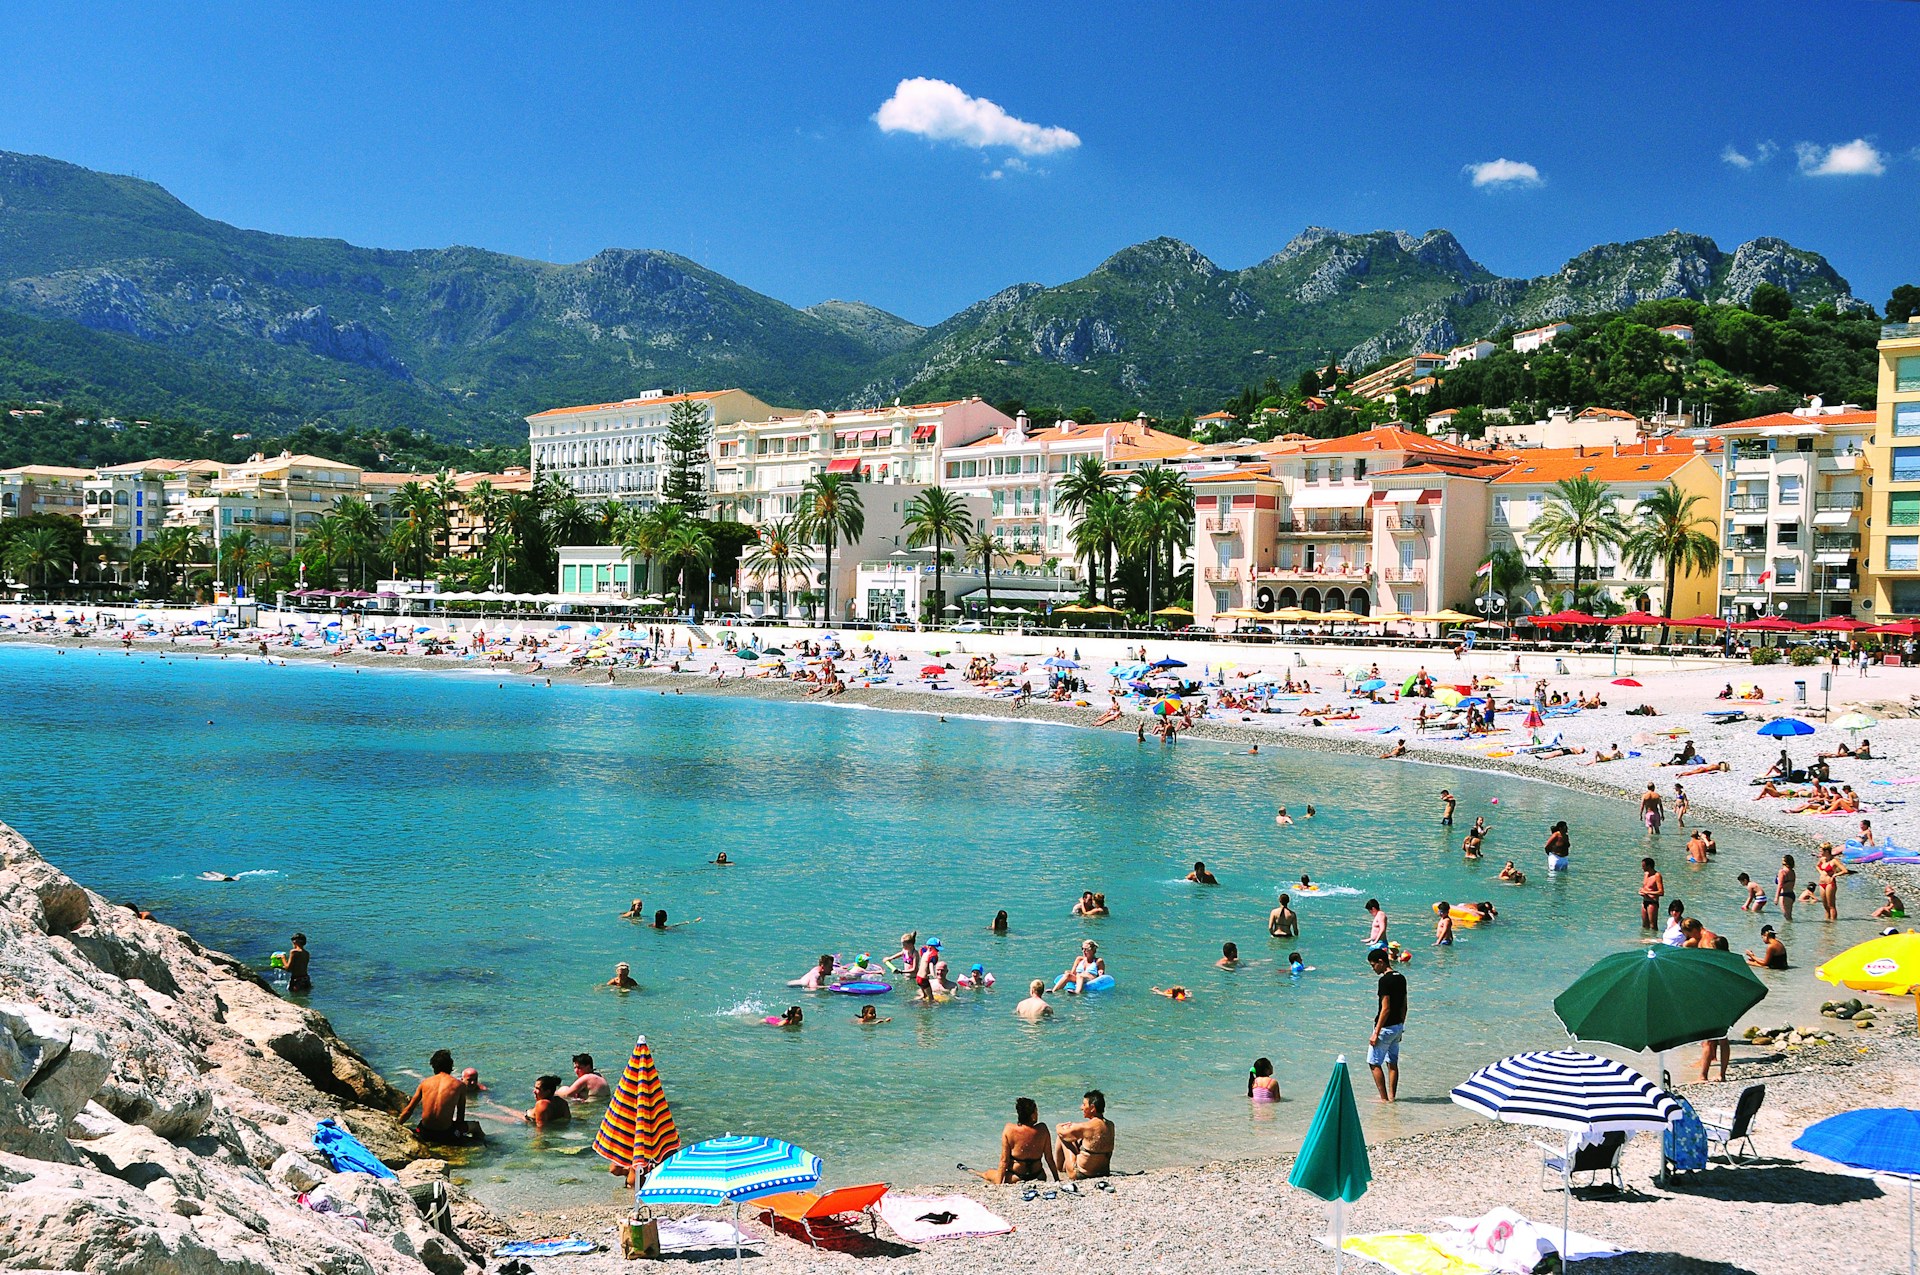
1382,739,1409,759
971,1097,1056,1183
1740,687,1765,700
1678,760,1731,777
1662,742,1700,766
1754,780,1802,799
1535,744,1586,759
1582,745,1626,764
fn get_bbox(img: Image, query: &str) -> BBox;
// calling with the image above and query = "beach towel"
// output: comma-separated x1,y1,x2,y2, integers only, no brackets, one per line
656,1218,754,1252
311,1117,397,1180
490,1235,598,1257
1435,1208,1625,1273
877,1193,1012,1243
1341,1233,1490,1275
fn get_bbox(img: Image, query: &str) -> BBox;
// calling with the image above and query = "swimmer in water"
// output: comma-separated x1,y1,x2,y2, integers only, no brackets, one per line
1244,744,1260,755
1269,893,1299,939
1288,951,1312,974
1274,807,1294,826
713,852,732,866
198,871,237,882
855,1005,891,1024
651,910,699,930
1152,986,1192,1000
606,962,637,989
621,899,645,919
1217,941,1240,969
1187,861,1218,885
1497,862,1527,885
1304,804,1315,819
772,1006,803,1028
1298,873,1317,893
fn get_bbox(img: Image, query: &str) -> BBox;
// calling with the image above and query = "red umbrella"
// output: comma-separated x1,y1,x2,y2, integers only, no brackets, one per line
1533,609,1604,626
1612,678,1642,687
1668,615,1729,630
1733,616,1805,632
920,664,947,676
1605,610,1666,627
1802,615,1870,632
1869,619,1920,637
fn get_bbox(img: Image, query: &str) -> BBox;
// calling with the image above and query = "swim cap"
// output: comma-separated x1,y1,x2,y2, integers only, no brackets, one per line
970,963,984,975
927,938,942,949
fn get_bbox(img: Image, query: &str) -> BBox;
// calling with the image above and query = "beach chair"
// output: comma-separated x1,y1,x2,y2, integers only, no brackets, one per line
757,1183,890,1246
1534,1129,1626,1192
1702,1084,1765,1165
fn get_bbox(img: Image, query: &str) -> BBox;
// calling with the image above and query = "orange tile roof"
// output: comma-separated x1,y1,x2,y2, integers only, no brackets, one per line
1296,426,1494,460
1192,466,1278,483
1491,449,1702,484
527,390,735,419
1714,410,1876,430
1576,407,1639,421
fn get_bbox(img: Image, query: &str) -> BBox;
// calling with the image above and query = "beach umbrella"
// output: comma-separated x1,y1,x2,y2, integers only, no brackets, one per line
1668,615,1729,630
1452,1050,1679,1270
1151,657,1187,669
1434,687,1464,707
1043,657,1080,669
638,1134,823,1265
1605,610,1666,627
1734,616,1804,632
1835,711,1879,734
1271,606,1313,622
1757,717,1814,737
1414,609,1479,624
919,664,946,677
1320,609,1364,623
592,1034,681,1175
1524,707,1545,729
1288,1056,1371,1273
1795,1108,1920,1275
1455,696,1487,708
1533,609,1603,626
1804,615,1871,632
1817,930,1920,1018
1611,678,1642,687
1356,678,1387,693
1553,947,1768,1054
1154,603,1194,616
1151,696,1182,715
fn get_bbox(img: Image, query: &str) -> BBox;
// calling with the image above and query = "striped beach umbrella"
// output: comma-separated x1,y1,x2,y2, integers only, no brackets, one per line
638,1135,823,1266
1452,1050,1678,1271
592,1035,680,1175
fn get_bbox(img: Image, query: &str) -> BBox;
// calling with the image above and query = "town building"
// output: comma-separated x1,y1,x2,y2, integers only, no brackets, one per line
1444,339,1498,368
713,398,1012,525
1511,322,1574,353
1865,322,1920,617
527,388,785,505
0,465,91,522
1348,353,1447,401
1712,406,1872,623
163,453,364,555
1486,406,1645,452
80,459,221,552
445,468,535,560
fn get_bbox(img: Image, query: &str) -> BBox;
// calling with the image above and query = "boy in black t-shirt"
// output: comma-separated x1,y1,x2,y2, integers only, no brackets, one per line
1367,948,1406,1102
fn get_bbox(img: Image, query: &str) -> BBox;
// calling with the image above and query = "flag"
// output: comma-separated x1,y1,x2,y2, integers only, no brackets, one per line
1757,569,1774,585
1475,560,1492,578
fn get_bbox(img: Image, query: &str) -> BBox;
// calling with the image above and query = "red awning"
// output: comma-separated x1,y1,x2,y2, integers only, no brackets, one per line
826,458,861,474
912,425,936,441
861,429,883,443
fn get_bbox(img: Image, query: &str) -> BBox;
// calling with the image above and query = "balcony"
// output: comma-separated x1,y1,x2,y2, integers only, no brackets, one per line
1884,322,1920,340
1202,517,1239,535
1280,514,1371,536
1385,512,1426,534
1202,566,1242,583
1818,453,1863,474
1814,532,1861,551
1255,563,1371,582
1815,492,1863,510
1726,494,1769,512
1380,565,1426,583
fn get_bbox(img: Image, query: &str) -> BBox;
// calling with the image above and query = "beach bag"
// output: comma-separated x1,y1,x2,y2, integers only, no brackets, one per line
621,1213,660,1260
1663,1097,1708,1173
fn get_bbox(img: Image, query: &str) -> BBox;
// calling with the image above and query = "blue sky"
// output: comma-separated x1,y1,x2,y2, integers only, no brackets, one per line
4,2,1915,325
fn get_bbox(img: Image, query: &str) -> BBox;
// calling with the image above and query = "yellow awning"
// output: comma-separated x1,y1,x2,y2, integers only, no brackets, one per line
1415,609,1480,624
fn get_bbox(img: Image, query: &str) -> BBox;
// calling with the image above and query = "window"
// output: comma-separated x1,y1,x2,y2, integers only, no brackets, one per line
562,565,578,591
1890,536,1920,572
1899,356,1920,394
961,461,977,478
946,462,959,479
1896,448,1920,482
1355,459,1367,480
1893,492,1920,527
1772,559,1798,587
1024,455,1040,474
1776,522,1799,546
1304,463,1319,483
1777,475,1801,505
1896,403,1920,438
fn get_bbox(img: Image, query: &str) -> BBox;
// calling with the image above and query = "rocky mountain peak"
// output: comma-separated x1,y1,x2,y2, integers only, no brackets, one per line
1095,237,1220,280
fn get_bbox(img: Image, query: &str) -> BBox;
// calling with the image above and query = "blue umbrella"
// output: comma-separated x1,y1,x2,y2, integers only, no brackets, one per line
1043,657,1080,669
1757,717,1814,737
638,1135,822,1265
1795,1108,1920,1275
1150,657,1187,669
1455,696,1487,708
1357,678,1387,693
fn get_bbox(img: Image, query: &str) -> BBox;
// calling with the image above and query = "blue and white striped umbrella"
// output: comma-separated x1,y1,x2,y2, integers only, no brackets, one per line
637,1134,823,1206
1450,1049,1681,1135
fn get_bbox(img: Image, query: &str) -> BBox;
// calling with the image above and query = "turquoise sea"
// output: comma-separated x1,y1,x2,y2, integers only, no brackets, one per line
0,644,1876,1208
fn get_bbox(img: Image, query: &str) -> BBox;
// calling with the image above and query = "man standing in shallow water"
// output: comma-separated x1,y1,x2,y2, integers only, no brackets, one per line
1367,949,1407,1102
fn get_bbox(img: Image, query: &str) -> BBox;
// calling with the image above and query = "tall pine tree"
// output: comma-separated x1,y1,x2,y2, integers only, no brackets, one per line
660,399,711,516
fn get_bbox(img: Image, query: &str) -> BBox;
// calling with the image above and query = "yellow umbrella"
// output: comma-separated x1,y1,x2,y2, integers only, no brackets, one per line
1415,609,1479,624
1220,607,1268,619
1054,603,1088,613
593,1034,682,1175
1434,687,1464,706
1270,606,1312,622
1081,604,1125,614
1363,610,1412,623
1154,604,1194,616
1318,609,1364,623
1816,930,1920,1017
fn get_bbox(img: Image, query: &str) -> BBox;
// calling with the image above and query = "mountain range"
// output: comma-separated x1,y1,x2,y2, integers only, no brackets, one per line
0,149,1863,443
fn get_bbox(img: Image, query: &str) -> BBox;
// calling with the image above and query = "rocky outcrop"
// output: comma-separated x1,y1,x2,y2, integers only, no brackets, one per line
0,822,486,1274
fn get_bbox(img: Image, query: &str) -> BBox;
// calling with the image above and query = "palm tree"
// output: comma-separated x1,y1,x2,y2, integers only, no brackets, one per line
5,526,74,595
546,491,593,550
216,527,278,599
1126,466,1194,617
428,471,462,559
1622,483,1719,639
903,486,974,623
965,528,1011,620
132,526,201,598
1528,475,1628,605
328,496,384,589
743,517,806,621
1054,457,1122,594
1071,491,1129,605
591,498,626,543
393,481,438,582
659,521,715,611
794,473,864,624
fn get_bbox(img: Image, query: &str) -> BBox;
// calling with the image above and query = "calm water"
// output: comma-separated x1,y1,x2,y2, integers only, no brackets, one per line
0,644,1876,1208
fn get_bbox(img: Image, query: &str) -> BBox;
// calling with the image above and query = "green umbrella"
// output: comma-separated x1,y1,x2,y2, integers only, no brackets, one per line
1289,1055,1371,1272
1553,946,1768,1053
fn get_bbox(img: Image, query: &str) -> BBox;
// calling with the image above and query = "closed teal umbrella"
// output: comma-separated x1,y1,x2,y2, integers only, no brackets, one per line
1289,1055,1371,1271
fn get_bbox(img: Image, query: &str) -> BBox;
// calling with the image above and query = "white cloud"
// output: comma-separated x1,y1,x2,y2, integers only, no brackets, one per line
874,78,1080,156
1721,140,1778,169
1465,158,1542,189
1795,138,1887,176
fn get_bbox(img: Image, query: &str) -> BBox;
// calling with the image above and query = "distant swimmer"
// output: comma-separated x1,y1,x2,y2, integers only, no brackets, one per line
651,910,698,930
990,909,1010,933
855,1004,891,1024
1275,807,1295,826
1016,980,1053,1020
606,962,638,989
1288,952,1313,975
1187,861,1219,885
621,899,645,919
1497,862,1527,885
713,852,733,866
1244,744,1260,755
767,1006,803,1028
198,871,237,882
1152,986,1193,1000
1305,805,1315,819
1217,942,1241,969
1297,873,1318,893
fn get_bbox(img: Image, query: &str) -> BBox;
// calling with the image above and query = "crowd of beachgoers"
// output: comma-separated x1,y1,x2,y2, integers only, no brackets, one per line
5,607,1918,1270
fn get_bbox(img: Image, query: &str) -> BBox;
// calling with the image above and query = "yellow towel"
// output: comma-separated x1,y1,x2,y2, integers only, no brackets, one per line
1342,1233,1490,1275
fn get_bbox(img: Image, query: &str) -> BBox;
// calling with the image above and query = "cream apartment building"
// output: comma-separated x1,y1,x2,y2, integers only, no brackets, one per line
527,388,784,505
1865,322,1920,617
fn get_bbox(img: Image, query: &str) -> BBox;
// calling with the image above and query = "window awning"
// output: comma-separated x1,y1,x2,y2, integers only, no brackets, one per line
912,425,936,441
1732,512,1768,526
834,429,861,441
1815,552,1852,565
861,429,883,443
826,458,861,474
1812,509,1857,527
1379,488,1422,504
1289,486,1372,509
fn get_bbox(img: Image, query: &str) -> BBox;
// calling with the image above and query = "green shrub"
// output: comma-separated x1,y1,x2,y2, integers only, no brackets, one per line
1749,645,1782,666
1787,645,1822,667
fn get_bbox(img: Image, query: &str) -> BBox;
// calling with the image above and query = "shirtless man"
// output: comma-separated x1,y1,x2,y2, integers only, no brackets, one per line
397,1049,482,1141
1364,898,1389,950
1187,861,1219,885
1268,893,1299,939
556,1053,608,1103
525,1075,571,1127
1054,1090,1116,1180
1015,980,1054,1020
973,1097,1055,1183
1640,858,1665,929
607,962,638,989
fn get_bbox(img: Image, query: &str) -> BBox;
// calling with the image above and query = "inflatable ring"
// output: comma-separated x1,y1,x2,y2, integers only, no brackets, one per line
1433,904,1484,925
1066,974,1115,993
829,981,892,995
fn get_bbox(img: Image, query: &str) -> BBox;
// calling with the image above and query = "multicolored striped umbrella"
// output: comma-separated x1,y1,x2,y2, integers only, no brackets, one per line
636,1134,823,1206
592,1034,680,1173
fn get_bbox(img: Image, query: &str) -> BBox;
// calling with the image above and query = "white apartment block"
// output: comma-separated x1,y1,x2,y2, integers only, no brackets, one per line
526,388,784,505
1511,322,1574,353
1444,339,1497,368
713,398,1014,525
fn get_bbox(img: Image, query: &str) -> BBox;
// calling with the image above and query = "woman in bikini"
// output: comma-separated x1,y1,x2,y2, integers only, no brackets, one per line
972,1097,1055,1183
1775,854,1797,921
1816,846,1841,921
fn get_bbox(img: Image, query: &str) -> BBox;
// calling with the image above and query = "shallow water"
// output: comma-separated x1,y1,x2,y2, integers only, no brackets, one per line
0,644,1880,1209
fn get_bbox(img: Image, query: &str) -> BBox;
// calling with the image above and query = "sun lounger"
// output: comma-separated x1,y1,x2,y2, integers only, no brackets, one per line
1702,1084,1765,1164
758,1182,889,1246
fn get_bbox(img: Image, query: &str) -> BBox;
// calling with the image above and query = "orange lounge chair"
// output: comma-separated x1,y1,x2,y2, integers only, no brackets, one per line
756,1182,889,1246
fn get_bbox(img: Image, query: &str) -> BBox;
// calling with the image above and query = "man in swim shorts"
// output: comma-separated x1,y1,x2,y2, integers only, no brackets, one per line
285,933,312,994
1016,980,1053,1020
1367,949,1406,1102
1439,790,1456,826
1364,898,1388,950
1054,1090,1116,1179
398,1049,482,1141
